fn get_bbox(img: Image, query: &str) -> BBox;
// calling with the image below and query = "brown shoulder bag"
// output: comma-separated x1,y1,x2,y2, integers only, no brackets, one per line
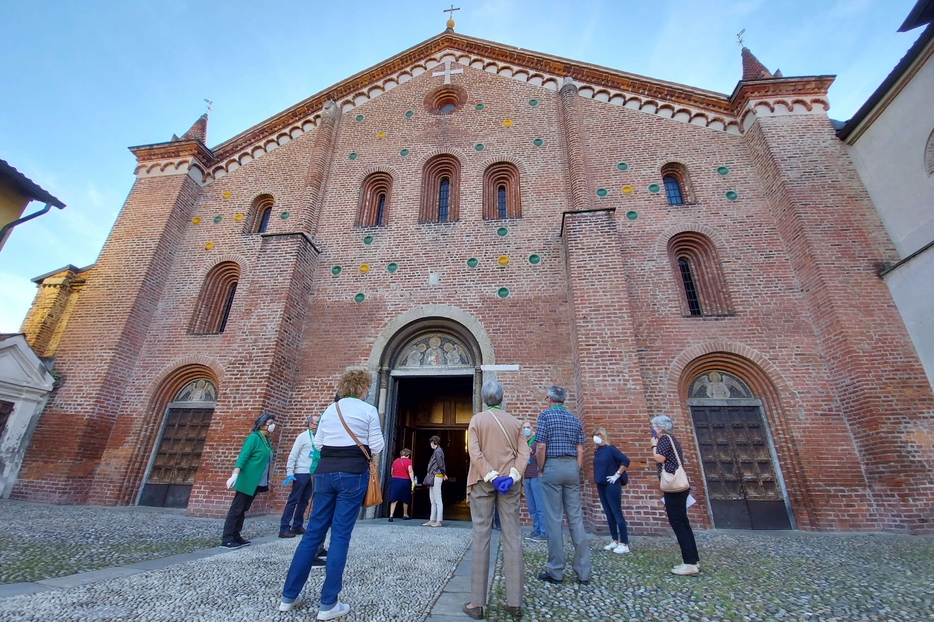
335,403,383,507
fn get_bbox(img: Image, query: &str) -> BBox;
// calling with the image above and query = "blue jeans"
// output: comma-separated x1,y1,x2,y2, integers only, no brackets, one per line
523,477,545,536
280,473,314,531
596,482,628,544
282,471,368,607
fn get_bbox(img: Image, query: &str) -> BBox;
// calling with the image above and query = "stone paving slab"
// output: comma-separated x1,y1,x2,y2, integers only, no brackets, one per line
36,567,144,589
0,584,54,599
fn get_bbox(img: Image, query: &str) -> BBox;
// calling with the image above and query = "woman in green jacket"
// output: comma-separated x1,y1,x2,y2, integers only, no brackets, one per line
221,413,276,549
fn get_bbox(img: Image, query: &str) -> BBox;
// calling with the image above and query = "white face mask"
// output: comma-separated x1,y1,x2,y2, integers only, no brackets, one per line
267,422,276,432
593,436,603,445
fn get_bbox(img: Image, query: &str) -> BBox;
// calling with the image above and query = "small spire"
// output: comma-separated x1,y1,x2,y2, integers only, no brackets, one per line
179,113,208,143
741,47,773,81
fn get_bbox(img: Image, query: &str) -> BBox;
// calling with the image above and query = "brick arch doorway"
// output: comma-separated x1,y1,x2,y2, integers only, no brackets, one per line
378,319,483,522
137,377,217,508
685,369,794,530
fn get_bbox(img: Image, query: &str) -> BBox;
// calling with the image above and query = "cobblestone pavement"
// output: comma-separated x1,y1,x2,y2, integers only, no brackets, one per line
3,500,933,621
0,507,471,621
0,500,280,584
486,530,934,621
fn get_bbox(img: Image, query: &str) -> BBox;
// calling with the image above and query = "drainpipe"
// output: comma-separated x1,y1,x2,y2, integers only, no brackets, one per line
0,202,65,243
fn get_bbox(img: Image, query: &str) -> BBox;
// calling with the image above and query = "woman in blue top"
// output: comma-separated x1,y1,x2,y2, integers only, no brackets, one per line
591,427,631,554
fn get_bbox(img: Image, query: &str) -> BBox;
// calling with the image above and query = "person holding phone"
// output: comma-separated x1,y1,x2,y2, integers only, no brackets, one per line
651,415,700,576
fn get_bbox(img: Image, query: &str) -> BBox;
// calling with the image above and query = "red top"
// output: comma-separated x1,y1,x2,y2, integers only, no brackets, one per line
391,457,413,479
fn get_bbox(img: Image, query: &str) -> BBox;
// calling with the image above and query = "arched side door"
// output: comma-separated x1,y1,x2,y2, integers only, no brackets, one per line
138,379,217,508
687,371,792,530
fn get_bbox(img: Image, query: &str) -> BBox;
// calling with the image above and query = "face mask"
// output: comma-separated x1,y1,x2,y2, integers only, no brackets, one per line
267,422,276,432
593,436,603,445
523,428,531,437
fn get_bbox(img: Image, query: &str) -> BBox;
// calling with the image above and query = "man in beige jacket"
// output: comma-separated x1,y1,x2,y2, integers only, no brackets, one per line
462,380,530,619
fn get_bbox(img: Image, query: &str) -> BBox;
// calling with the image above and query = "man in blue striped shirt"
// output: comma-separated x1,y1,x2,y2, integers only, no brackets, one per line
535,385,591,585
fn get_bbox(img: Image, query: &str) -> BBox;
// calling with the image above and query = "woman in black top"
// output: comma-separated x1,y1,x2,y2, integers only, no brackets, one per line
651,414,700,576
592,427,631,554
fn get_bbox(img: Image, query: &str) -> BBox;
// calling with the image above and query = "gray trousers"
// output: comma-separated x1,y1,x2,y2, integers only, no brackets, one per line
469,481,523,608
539,458,591,581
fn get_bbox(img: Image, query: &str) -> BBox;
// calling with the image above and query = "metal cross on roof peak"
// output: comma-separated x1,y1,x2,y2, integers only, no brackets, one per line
204,98,213,113
444,5,460,18
736,28,746,47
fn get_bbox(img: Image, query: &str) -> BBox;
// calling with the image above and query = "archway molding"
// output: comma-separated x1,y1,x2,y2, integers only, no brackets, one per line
119,359,223,505
667,341,815,529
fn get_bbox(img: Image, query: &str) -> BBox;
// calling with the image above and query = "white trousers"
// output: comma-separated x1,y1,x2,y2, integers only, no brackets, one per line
429,480,444,522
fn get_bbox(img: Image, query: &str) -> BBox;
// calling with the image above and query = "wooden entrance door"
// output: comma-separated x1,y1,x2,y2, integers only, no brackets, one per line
139,407,214,508
690,405,791,529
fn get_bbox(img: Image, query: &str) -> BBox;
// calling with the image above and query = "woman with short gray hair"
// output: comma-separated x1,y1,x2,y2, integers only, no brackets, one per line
650,414,699,576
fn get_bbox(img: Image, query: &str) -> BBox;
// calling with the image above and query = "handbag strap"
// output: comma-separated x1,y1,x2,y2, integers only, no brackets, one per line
661,435,683,469
487,409,518,459
334,402,372,463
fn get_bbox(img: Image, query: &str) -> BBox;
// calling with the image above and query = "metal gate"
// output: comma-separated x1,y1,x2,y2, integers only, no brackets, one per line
139,379,216,508
687,371,791,530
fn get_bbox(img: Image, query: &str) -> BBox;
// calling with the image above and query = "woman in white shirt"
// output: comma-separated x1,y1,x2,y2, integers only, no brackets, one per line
279,368,384,621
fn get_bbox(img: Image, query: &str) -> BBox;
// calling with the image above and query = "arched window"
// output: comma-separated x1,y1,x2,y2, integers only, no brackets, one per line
358,172,393,227
420,154,461,223
248,194,275,233
482,162,521,220
667,232,733,317
925,127,934,176
660,163,695,205
190,262,240,334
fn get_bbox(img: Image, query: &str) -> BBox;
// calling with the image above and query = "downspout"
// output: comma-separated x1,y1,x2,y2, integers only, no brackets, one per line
0,202,64,243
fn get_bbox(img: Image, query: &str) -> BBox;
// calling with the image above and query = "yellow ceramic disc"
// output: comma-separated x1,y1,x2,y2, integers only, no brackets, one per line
204,242,214,250
192,216,202,224
502,119,513,128
234,213,244,222
377,131,386,139
621,185,634,195
222,191,231,200
359,264,370,273
497,255,509,266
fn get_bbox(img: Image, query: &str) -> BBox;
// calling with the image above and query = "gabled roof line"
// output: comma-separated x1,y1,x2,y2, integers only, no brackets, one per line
208,31,739,162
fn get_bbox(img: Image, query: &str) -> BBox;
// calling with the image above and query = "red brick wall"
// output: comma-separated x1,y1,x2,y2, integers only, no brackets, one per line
13,173,200,503
15,60,934,533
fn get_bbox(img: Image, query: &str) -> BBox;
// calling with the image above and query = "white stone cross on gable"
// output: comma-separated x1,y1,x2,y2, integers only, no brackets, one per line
432,59,463,85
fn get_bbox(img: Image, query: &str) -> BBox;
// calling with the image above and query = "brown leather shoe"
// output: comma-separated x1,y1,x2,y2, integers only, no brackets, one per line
507,605,522,617
462,603,483,619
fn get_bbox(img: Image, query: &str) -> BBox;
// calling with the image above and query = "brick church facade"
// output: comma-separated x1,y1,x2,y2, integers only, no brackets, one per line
14,28,934,534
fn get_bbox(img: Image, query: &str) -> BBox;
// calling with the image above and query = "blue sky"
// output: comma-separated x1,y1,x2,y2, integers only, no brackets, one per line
0,0,923,331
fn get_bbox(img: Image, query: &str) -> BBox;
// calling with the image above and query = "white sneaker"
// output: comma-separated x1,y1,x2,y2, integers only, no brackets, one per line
279,596,303,612
603,541,618,551
613,543,630,554
671,563,699,576
317,601,351,620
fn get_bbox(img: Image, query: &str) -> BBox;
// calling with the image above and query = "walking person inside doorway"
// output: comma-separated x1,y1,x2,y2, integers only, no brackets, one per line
388,448,415,521
279,414,321,538
424,435,447,527
221,413,276,549
535,386,592,585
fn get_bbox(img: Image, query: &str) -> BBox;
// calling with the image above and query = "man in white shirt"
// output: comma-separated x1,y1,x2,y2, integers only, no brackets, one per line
279,414,320,538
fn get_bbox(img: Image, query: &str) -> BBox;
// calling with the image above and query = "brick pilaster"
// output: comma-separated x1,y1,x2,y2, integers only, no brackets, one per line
562,209,663,532
745,114,934,533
